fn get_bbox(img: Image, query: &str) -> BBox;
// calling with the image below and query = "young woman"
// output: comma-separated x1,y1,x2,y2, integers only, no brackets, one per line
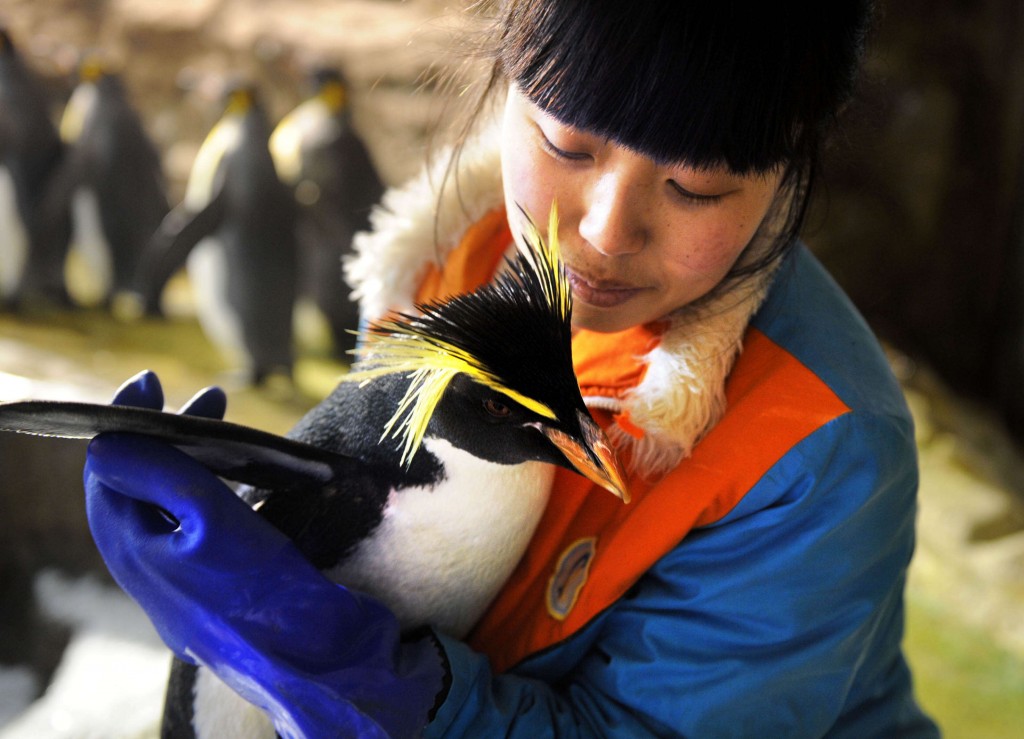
84,1,940,736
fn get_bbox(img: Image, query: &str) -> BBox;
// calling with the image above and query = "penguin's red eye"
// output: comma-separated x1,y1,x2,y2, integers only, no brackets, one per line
483,398,511,417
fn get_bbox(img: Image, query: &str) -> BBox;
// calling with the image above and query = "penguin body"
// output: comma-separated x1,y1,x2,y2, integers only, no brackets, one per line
0,28,69,307
258,371,558,634
170,370,559,739
270,68,384,357
138,84,299,383
157,209,627,738
42,65,169,306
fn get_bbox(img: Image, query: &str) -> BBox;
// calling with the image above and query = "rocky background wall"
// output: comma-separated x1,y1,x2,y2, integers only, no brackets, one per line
0,1,1022,737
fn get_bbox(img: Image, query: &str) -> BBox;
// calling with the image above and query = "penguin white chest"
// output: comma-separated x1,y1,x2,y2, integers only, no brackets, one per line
0,167,28,299
327,437,555,638
188,238,246,363
191,441,555,739
193,667,276,739
67,187,113,304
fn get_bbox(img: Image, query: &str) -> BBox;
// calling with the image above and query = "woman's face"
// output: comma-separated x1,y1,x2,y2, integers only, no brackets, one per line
501,87,784,333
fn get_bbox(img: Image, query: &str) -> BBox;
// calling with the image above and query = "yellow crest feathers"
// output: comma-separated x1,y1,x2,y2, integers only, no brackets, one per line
344,203,571,467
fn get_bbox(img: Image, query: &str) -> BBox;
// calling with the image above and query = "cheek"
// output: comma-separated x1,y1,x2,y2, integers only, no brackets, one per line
663,222,753,283
501,150,552,223
501,115,539,212
661,190,776,282
500,113,566,227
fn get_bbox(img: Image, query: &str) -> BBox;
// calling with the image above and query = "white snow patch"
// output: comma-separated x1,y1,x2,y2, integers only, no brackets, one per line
0,668,38,727
32,571,163,647
0,571,170,739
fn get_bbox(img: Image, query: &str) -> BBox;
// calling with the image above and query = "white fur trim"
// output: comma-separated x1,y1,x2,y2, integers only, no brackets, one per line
344,118,506,322
607,275,776,477
346,121,782,476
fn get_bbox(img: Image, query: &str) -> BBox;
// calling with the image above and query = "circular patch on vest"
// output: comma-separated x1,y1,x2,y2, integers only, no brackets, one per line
546,537,597,621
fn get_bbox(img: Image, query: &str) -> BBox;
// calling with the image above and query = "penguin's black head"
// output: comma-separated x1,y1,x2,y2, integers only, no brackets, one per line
309,66,348,112
0,28,15,55
347,204,629,501
76,53,108,83
219,79,260,116
422,372,610,479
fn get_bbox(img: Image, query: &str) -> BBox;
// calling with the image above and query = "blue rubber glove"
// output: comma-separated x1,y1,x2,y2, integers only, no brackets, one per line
83,371,446,739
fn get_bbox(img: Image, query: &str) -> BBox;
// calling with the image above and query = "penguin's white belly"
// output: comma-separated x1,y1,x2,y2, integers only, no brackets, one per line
191,439,555,737
67,187,113,304
326,437,555,638
193,667,276,739
0,166,28,299
188,238,246,364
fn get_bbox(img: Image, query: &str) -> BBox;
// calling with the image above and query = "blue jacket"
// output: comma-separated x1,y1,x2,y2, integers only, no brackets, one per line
422,243,939,737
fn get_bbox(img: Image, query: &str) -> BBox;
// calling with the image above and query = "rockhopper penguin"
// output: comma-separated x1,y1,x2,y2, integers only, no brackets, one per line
0,206,628,738
134,82,299,384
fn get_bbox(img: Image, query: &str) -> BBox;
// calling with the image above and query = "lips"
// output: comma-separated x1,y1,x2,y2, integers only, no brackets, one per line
565,267,644,309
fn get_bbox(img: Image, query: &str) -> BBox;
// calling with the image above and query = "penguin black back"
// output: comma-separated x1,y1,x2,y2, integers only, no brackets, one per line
246,373,444,570
0,28,62,218
0,27,69,307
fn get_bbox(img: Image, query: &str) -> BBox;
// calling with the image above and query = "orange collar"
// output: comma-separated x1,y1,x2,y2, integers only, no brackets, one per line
572,322,667,402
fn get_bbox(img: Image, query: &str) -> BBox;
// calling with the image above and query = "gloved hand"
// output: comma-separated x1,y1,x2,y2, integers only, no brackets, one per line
84,371,445,739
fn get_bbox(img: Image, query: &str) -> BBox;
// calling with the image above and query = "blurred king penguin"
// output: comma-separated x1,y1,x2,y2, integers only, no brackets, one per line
137,82,299,384
269,67,384,358
38,56,170,307
0,27,69,308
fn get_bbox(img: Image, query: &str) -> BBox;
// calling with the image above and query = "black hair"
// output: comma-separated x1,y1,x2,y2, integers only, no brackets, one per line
445,0,874,284
499,1,871,173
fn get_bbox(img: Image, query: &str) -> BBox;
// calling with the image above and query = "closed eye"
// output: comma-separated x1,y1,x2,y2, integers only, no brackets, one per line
539,130,591,162
667,179,724,205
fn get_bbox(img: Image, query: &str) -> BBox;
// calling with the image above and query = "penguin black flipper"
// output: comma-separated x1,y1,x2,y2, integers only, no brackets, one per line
18,155,74,308
31,144,86,265
161,661,199,739
133,191,227,315
33,148,81,224
0,399,349,494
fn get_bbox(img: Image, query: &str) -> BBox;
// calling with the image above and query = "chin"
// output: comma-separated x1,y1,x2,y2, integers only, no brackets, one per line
571,309,640,334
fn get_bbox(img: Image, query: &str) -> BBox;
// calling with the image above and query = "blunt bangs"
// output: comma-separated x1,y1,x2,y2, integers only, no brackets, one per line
498,0,870,174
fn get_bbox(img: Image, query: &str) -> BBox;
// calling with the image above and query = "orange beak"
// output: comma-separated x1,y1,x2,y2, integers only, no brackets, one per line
540,410,630,503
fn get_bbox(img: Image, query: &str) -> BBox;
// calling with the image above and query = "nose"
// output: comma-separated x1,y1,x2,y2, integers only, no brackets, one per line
577,173,646,256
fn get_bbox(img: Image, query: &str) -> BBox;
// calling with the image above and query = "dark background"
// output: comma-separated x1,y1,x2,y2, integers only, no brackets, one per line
809,0,1024,442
